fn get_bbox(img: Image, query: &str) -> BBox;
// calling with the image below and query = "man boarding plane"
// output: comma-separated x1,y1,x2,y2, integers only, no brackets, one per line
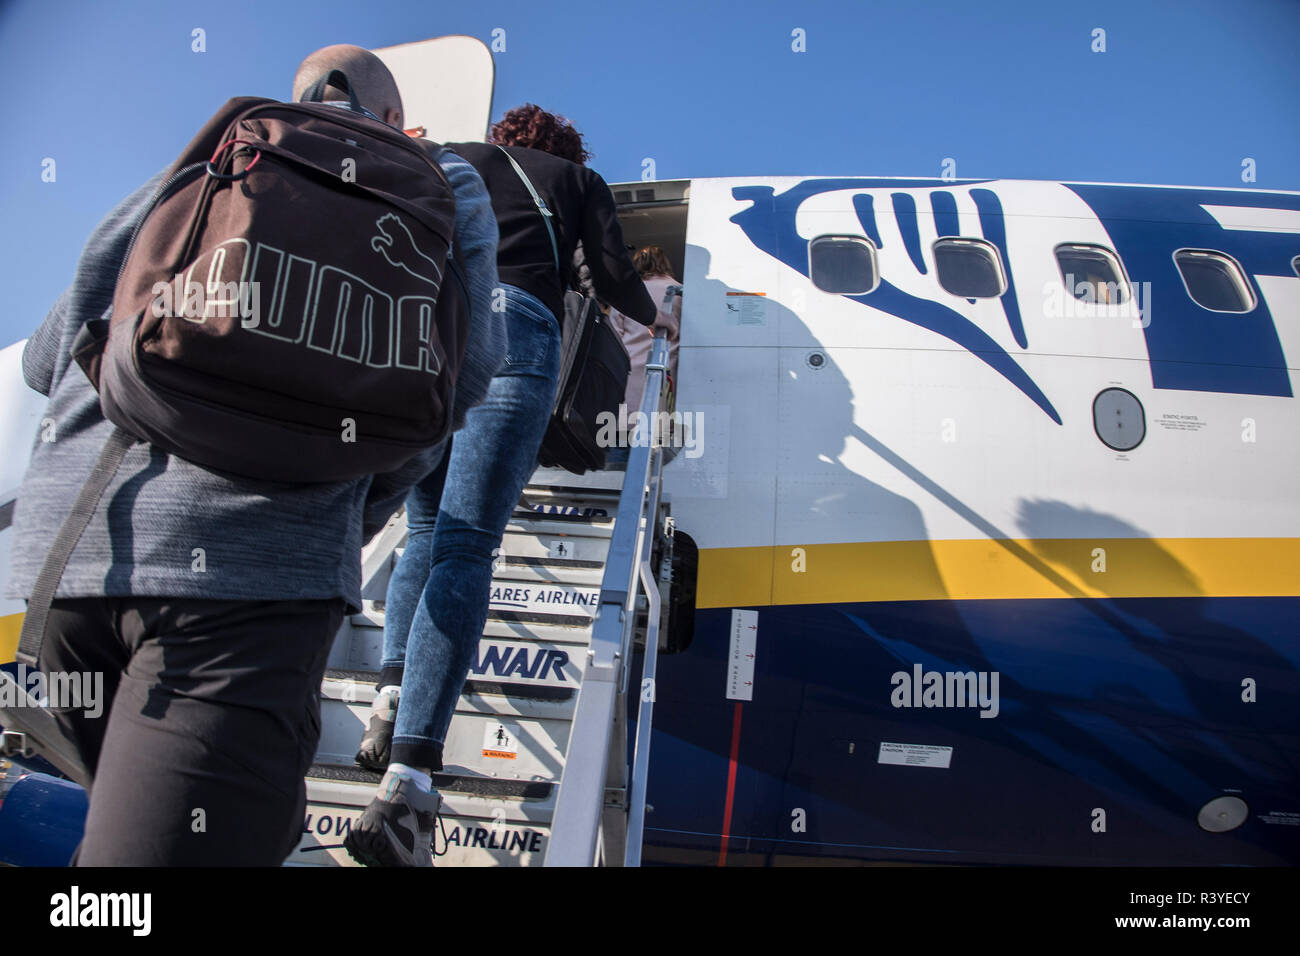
2,35,1298,866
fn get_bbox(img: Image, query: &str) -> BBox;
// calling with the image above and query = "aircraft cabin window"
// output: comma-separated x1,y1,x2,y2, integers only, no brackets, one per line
809,235,879,294
932,238,1006,298
1291,255,1299,279
1173,249,1255,313
1054,244,1130,304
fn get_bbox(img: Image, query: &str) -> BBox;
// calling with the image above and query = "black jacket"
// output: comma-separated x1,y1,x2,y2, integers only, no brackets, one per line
446,142,656,327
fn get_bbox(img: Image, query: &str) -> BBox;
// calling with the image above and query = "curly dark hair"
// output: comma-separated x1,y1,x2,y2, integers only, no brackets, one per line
490,104,592,165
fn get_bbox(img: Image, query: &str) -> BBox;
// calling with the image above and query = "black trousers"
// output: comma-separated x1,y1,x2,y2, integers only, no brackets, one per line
37,596,344,866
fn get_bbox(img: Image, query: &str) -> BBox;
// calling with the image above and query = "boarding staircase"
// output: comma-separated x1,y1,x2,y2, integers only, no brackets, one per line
292,332,677,867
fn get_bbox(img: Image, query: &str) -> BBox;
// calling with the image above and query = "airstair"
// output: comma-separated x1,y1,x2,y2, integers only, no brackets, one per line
293,333,678,867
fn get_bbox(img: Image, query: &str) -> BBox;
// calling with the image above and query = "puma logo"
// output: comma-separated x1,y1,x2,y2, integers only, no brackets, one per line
371,213,442,288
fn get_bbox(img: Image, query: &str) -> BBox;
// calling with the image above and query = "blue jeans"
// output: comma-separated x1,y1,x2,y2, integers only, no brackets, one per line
382,284,560,771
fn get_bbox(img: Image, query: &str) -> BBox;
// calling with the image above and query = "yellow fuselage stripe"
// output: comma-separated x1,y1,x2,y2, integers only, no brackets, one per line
1,612,21,664
697,537,1300,608
4,537,1294,660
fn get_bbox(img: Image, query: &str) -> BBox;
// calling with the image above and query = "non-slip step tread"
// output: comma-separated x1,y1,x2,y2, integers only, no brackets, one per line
504,518,613,538
525,468,628,493
306,762,555,800
347,608,599,636
513,508,613,524
322,673,577,703
504,554,605,570
325,667,378,684
487,609,594,629
481,619,600,645
464,680,574,702
522,483,622,498
318,686,578,733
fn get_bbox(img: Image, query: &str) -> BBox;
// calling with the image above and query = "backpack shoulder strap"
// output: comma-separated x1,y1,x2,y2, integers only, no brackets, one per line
15,428,137,667
495,145,560,274
299,69,364,114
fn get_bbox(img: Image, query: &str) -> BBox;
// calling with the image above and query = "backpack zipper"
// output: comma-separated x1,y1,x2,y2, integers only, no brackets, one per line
114,162,206,290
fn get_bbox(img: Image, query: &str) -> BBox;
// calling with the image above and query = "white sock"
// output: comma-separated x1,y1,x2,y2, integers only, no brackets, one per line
388,762,432,792
372,685,400,721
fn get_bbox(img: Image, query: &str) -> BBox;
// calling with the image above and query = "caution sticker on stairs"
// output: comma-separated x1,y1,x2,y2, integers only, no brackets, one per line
483,722,518,759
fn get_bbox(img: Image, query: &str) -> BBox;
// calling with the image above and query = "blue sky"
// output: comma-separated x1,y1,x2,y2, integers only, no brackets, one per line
1,0,1297,347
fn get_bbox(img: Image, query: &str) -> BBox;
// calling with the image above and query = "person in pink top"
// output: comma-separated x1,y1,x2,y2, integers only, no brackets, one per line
608,246,682,459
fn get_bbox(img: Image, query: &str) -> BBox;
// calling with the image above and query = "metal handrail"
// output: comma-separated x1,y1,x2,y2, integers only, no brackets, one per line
544,329,671,866
624,451,665,866
0,670,90,787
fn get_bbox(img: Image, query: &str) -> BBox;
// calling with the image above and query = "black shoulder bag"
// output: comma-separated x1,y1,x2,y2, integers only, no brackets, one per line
497,147,629,474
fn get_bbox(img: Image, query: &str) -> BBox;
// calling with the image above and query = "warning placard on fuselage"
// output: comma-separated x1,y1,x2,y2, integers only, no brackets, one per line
877,742,953,769
727,609,758,701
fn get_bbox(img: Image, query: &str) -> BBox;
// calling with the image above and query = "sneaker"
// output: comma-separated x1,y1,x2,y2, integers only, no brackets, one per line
355,686,398,772
344,767,441,867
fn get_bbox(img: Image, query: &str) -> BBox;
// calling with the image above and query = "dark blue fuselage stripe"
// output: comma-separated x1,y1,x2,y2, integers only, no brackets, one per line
891,192,927,274
852,193,883,249
971,188,1027,348
930,189,960,238
643,594,1300,867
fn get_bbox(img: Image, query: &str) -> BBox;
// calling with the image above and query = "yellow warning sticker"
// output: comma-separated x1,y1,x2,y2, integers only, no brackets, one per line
483,722,518,760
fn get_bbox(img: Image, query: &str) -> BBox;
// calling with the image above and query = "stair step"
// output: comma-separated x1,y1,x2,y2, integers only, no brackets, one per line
324,629,584,693
317,693,575,774
342,606,597,634
307,763,557,802
504,516,613,539
482,618,598,646
486,608,593,629
527,468,628,492
492,560,605,587
319,674,577,725
326,618,386,670
499,529,611,564
295,766,555,867
488,580,600,620
513,507,614,527
522,482,622,502
331,607,595,675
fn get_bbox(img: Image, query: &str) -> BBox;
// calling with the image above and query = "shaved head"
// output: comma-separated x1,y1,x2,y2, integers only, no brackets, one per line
292,44,403,128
